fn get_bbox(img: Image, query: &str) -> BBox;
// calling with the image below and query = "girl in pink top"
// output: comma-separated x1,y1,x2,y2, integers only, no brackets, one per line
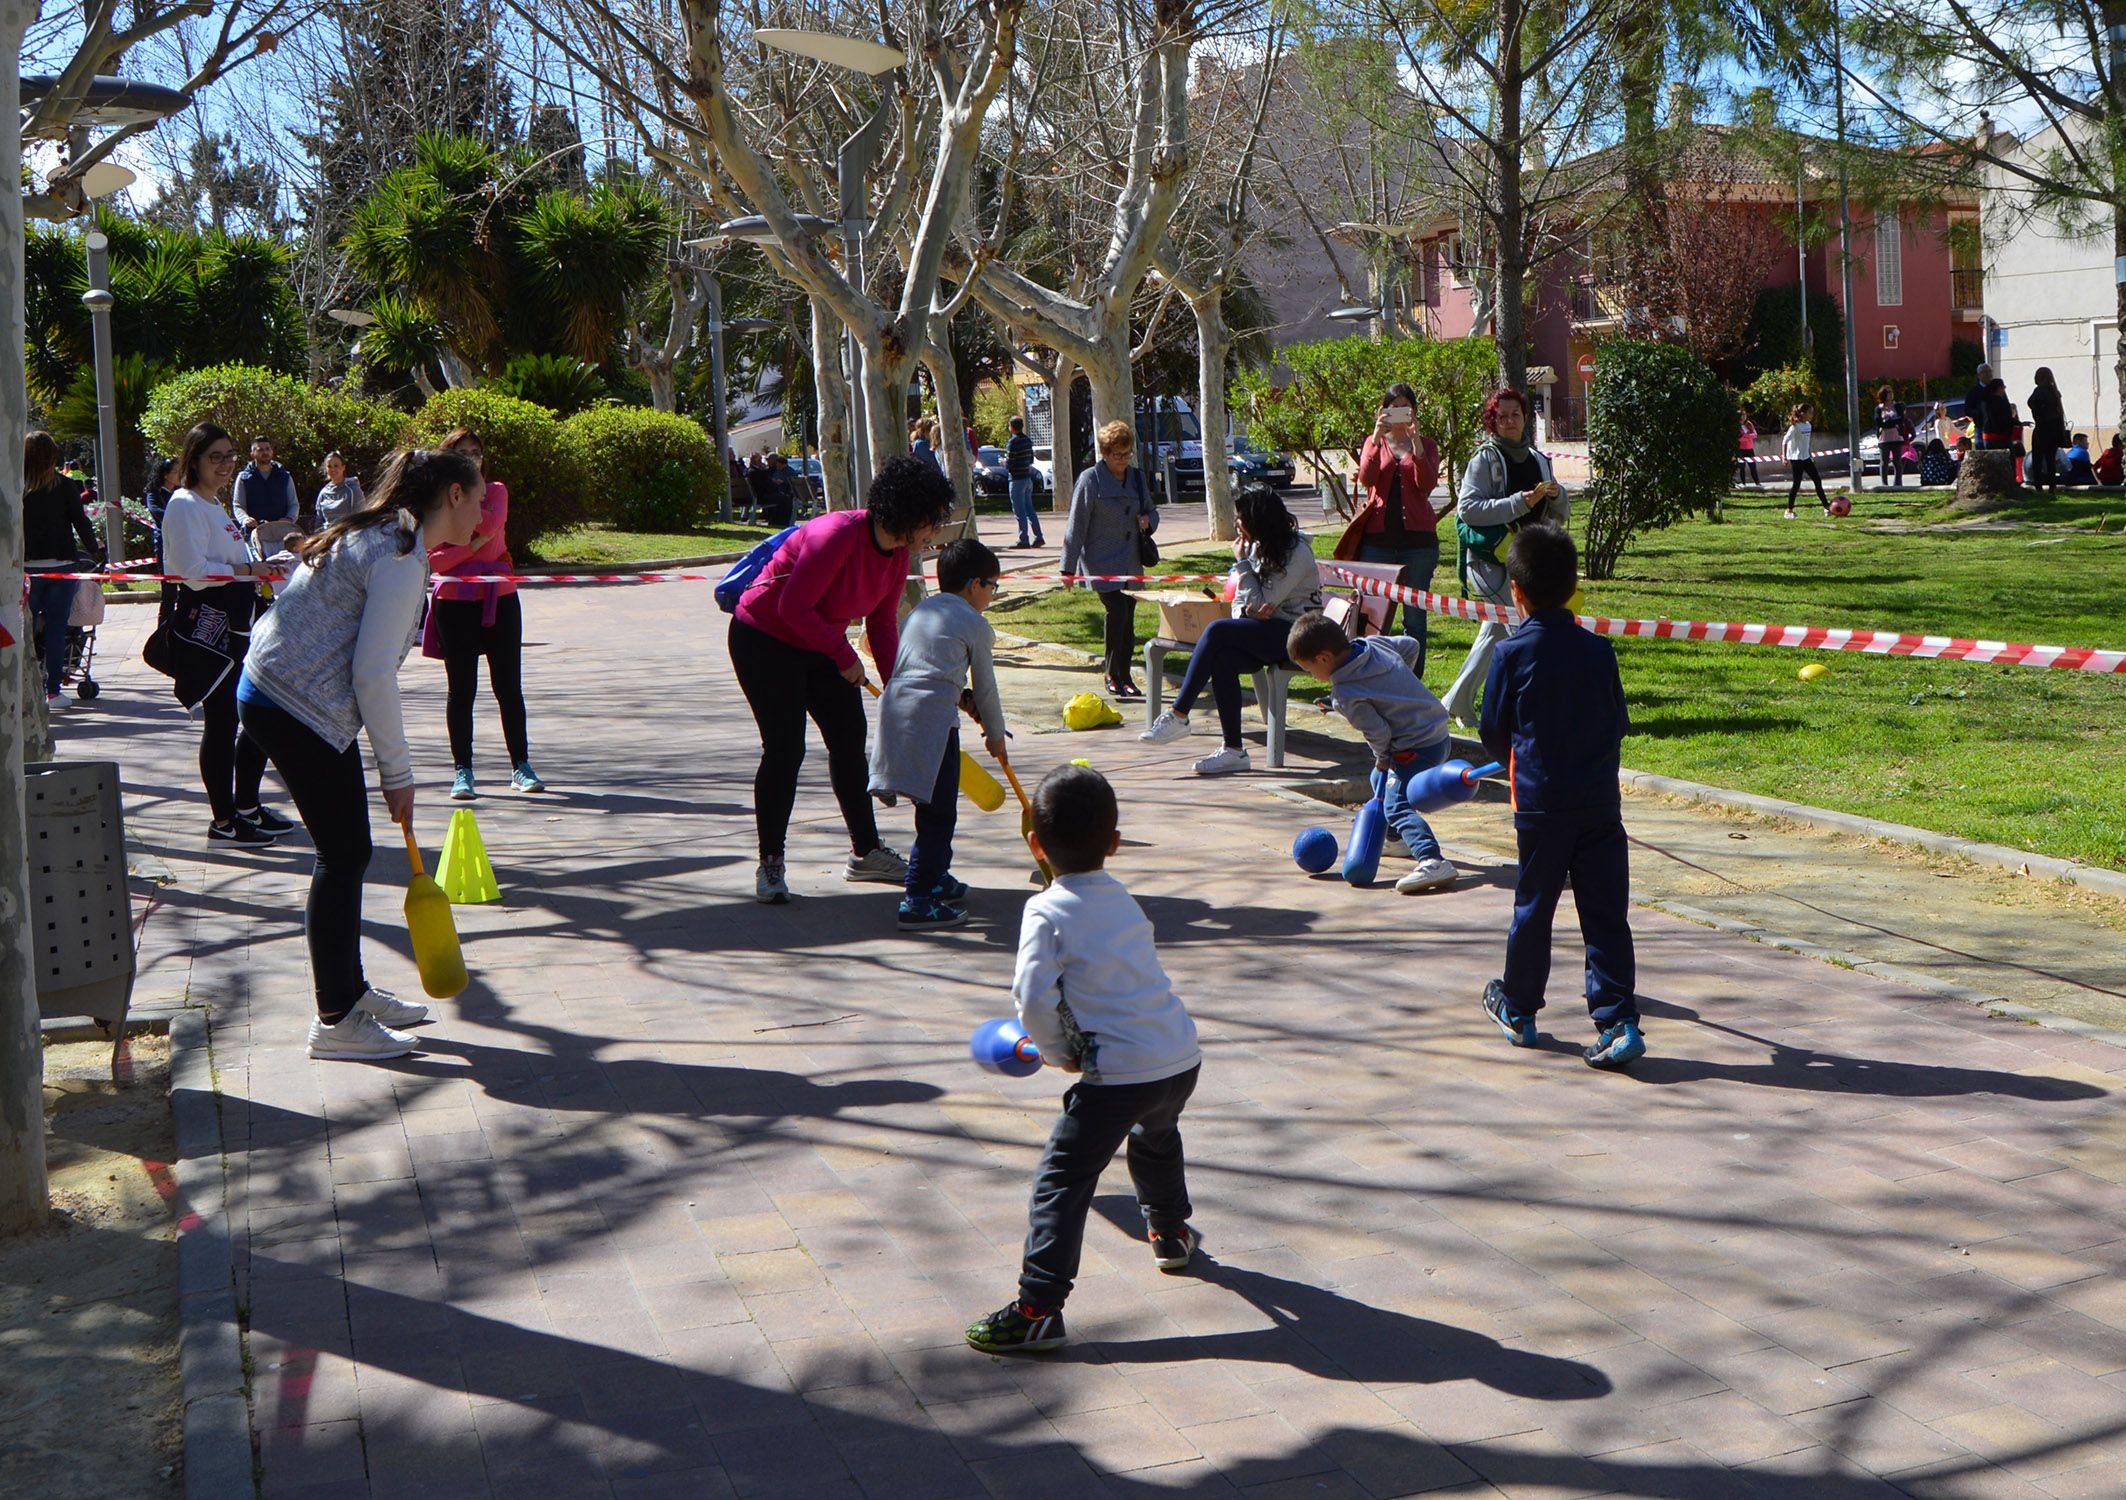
731,454,956,904
429,428,543,798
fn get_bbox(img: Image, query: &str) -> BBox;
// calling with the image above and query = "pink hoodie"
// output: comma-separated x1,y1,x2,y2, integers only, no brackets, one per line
735,508,906,678
428,479,516,604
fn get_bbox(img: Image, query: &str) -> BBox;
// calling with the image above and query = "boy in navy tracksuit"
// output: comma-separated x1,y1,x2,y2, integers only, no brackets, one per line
1477,525,1644,1069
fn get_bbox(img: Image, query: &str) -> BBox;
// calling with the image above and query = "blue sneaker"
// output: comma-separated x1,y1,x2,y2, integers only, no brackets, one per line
511,761,547,793
1482,980,1539,1048
1584,1020,1647,1070
897,896,967,932
450,767,476,801
924,874,970,901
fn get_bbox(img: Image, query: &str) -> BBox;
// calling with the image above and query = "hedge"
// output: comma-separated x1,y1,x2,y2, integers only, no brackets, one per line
1583,339,1737,580
408,388,594,554
141,363,409,490
563,406,726,530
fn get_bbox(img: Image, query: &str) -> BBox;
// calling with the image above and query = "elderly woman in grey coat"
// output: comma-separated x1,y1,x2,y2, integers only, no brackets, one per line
1062,417,1159,697
1442,388,1570,727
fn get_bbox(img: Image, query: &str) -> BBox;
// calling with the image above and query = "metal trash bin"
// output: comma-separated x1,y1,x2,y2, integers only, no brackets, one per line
26,760,136,1081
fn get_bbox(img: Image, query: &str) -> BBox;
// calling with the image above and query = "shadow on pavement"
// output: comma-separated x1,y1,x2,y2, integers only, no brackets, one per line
1638,997,2110,1100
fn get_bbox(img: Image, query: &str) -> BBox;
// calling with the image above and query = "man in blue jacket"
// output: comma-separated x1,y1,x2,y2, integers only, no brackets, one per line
1477,524,1644,1069
232,435,299,539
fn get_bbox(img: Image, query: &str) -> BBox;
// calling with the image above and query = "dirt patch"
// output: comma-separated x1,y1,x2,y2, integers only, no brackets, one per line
0,1037,183,1499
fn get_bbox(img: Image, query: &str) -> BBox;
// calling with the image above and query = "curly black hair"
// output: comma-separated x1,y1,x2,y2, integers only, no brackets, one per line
865,453,956,541
1234,481,1300,581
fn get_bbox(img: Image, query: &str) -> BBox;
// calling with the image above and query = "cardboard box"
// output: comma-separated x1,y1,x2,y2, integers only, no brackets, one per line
1147,591,1228,646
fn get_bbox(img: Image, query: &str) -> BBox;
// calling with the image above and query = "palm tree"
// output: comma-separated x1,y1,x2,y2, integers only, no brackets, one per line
344,132,508,374
358,293,448,398
513,177,674,365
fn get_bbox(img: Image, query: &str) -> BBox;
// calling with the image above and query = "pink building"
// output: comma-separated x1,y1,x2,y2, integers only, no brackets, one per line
1399,127,1984,436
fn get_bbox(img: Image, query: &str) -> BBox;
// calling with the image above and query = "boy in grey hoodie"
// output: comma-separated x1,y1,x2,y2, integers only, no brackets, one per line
1288,611,1458,894
965,765,1202,1355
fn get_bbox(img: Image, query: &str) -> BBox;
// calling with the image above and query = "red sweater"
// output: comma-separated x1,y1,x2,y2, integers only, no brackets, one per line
735,509,907,677
1357,435,1442,536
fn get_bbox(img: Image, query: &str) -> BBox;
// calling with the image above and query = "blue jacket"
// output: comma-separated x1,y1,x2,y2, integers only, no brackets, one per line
1478,609,1628,828
232,462,298,526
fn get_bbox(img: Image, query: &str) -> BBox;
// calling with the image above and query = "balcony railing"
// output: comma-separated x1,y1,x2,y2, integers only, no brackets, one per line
1950,268,1984,312
1569,281,1615,325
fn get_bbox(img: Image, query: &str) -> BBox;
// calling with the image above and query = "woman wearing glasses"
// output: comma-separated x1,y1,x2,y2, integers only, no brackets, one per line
162,421,291,846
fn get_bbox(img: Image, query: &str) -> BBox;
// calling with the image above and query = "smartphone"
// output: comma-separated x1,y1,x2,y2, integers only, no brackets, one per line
1384,404,1414,426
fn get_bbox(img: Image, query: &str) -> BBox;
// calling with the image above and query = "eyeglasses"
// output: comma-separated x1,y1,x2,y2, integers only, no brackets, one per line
206,450,237,464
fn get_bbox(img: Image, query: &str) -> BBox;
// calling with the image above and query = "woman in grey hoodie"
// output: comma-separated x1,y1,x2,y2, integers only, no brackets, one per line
1139,483,1323,775
238,448,486,1063
1441,389,1568,727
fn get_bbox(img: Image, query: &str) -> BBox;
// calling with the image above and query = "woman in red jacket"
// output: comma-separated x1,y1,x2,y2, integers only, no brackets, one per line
1336,383,1446,672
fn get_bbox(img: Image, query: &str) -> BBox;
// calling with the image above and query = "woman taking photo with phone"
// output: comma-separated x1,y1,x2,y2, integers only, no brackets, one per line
161,421,292,845
1442,388,1569,728
1337,383,1444,670
239,448,487,1060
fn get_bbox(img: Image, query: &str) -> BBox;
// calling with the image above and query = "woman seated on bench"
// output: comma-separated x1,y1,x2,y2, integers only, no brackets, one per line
1140,482,1323,776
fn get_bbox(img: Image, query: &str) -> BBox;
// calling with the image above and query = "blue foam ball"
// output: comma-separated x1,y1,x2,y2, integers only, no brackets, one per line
1292,826,1338,874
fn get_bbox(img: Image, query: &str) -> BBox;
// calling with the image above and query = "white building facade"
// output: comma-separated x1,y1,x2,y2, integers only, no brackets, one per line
1982,120,2123,438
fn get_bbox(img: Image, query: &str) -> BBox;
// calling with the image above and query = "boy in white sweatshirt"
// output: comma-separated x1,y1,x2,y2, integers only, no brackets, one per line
965,765,1202,1355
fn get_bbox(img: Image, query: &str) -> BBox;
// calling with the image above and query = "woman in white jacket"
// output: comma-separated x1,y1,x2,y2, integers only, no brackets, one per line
1442,389,1568,728
162,422,291,845
1139,483,1324,775
238,448,485,1061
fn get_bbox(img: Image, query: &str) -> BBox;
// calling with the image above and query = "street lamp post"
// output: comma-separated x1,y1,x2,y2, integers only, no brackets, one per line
701,279,778,523
80,232,123,568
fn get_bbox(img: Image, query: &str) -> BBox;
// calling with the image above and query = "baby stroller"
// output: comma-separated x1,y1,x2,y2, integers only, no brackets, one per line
61,575,107,701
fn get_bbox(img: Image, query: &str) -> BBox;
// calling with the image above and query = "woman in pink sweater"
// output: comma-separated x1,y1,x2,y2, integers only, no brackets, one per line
429,429,543,799
732,454,956,904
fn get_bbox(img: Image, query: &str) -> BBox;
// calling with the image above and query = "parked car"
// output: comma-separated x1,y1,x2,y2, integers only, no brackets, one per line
1229,434,1295,488
972,445,1013,498
1136,397,1205,497
1031,445,1056,495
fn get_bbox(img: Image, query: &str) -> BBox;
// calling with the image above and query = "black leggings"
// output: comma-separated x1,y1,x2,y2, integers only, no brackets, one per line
1098,590,1138,687
1786,458,1828,508
238,696,373,1021
1173,616,1293,748
728,618,881,860
435,592,529,768
198,667,267,824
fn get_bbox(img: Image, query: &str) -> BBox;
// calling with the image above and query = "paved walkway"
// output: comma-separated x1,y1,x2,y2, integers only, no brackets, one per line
65,583,2126,1499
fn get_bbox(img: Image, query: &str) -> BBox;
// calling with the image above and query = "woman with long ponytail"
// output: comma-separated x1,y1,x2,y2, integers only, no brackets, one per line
238,448,486,1061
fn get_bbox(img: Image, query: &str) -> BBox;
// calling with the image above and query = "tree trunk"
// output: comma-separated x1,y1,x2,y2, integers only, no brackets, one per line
811,298,856,512
1493,7,1529,394
2110,0,2126,438
1,11,54,1235
925,343,980,543
1049,355,1077,515
1192,288,1236,541
1080,349,1135,474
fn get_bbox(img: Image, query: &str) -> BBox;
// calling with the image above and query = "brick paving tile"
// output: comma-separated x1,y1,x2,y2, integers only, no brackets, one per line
91,583,2126,1500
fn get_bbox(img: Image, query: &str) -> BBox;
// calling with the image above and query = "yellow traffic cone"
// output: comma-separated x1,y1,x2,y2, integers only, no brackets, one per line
437,808,500,904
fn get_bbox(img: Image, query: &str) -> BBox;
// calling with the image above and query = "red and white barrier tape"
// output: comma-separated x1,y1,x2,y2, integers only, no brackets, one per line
27,567,1236,586
1330,566,2126,675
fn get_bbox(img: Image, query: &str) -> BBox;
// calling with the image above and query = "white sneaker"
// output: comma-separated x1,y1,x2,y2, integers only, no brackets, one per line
45,692,67,714
756,857,790,904
308,1009,416,1061
844,845,909,884
1396,857,1458,894
1193,746,1250,776
1139,711,1190,745
355,985,430,1028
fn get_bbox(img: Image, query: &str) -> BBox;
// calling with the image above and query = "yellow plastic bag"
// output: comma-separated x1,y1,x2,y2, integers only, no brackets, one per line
1063,692,1123,731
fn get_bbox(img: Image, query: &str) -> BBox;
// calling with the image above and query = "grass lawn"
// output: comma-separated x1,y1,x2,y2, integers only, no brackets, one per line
528,521,775,565
990,488,2126,870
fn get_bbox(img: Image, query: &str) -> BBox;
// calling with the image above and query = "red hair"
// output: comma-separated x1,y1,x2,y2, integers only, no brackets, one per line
1480,388,1529,434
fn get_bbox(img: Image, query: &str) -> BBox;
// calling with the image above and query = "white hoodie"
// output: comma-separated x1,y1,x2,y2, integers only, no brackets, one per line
1013,871,1200,1087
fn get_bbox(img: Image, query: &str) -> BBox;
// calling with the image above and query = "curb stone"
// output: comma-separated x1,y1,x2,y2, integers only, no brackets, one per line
1646,899,2126,1053
1620,768,2126,900
169,1007,254,1499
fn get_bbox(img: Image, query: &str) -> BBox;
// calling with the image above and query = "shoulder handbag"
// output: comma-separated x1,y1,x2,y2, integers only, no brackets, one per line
141,584,178,678
1133,468,1160,569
